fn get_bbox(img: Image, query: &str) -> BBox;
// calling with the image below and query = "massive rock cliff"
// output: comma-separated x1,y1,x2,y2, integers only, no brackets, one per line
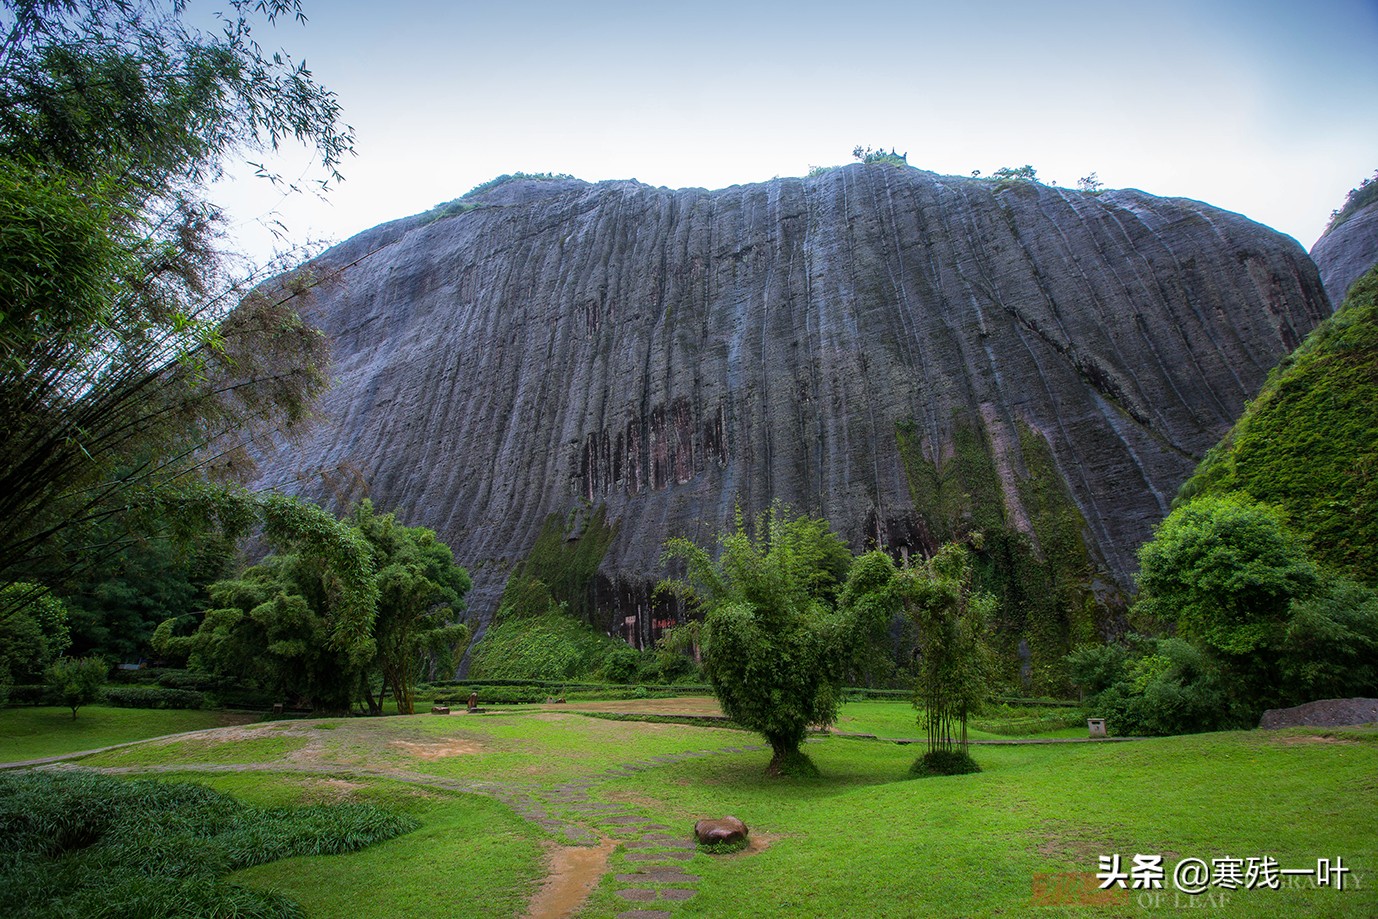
1311,194,1378,307
254,164,1330,671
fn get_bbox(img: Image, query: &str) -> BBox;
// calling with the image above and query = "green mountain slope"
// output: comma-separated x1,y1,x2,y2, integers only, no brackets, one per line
1178,267,1378,584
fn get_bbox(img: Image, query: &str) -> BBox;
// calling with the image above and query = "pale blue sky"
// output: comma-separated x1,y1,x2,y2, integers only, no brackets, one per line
211,0,1378,265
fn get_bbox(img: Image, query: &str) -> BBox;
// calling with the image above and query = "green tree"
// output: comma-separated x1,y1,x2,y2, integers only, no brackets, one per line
350,501,471,714
1077,498,1378,733
1127,493,1378,716
1277,576,1378,702
0,582,72,690
56,514,234,661
1068,635,1232,736
659,503,856,776
45,655,107,719
159,497,470,714
989,164,1040,183
1135,495,1318,659
0,0,351,615
155,495,379,712
835,549,915,688
893,542,995,774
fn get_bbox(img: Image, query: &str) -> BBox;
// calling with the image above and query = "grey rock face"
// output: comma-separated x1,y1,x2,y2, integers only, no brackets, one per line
1259,698,1378,729
256,166,1330,633
1311,198,1378,306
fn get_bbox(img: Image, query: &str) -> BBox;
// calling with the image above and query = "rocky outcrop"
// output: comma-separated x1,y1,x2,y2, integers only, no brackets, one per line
254,165,1331,656
1259,698,1378,729
1311,196,1378,306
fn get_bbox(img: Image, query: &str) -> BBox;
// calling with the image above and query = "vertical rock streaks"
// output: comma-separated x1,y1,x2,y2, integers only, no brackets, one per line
253,167,1330,627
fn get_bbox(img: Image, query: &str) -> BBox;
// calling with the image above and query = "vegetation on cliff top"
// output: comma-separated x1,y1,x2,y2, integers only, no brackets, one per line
1326,168,1378,233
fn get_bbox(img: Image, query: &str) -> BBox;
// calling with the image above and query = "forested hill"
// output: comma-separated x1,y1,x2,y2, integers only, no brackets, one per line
1178,266,1378,585
250,164,1331,667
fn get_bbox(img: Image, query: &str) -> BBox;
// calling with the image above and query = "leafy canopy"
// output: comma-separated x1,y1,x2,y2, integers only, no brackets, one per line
895,543,996,762
1135,494,1318,657
1109,492,1378,727
158,498,470,714
0,0,352,615
659,503,858,776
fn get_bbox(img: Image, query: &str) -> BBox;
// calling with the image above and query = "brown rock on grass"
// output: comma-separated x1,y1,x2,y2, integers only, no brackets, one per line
694,816,748,846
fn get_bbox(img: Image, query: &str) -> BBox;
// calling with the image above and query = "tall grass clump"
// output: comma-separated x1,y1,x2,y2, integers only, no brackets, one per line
0,771,416,918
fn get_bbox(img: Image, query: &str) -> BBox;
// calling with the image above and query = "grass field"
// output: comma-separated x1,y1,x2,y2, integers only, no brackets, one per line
4,700,1375,917
0,705,257,762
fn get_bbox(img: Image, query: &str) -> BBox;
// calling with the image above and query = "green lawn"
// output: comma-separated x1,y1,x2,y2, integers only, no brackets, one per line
192,773,545,919
8,703,1376,917
831,699,1085,740
579,727,1378,917
0,705,257,763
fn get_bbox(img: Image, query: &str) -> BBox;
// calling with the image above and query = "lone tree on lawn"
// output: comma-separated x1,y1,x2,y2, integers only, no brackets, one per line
45,655,107,719
658,503,865,777
895,541,996,775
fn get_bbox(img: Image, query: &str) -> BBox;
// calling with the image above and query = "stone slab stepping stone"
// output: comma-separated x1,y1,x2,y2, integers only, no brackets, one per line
624,834,694,849
605,815,653,825
616,890,658,903
616,868,701,883
639,833,693,845
616,911,672,919
625,851,694,862
616,889,698,902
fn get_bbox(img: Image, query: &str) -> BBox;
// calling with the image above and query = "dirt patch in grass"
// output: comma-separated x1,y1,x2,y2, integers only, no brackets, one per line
1033,822,1119,863
387,739,484,759
523,836,616,919
733,833,774,856
1270,733,1360,745
544,697,724,717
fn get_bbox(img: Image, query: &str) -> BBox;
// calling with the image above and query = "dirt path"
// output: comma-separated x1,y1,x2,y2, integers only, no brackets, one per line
525,837,618,919
11,725,778,919
3,716,1137,919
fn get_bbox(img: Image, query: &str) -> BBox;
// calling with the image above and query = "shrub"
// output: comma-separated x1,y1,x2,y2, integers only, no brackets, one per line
5,683,46,704
1068,636,1236,736
0,771,415,918
1278,576,1378,701
598,647,641,684
909,749,981,776
468,607,636,683
102,685,207,710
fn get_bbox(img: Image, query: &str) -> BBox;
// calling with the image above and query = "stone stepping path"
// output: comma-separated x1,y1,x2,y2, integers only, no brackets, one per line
20,731,781,918
506,743,770,917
